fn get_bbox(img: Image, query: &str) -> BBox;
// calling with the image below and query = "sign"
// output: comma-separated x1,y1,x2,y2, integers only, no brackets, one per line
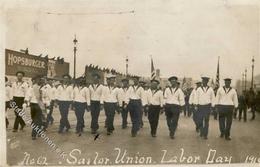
5,49,48,78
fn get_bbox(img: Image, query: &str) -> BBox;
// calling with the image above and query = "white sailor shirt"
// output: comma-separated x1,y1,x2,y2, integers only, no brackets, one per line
164,87,185,106
215,87,238,108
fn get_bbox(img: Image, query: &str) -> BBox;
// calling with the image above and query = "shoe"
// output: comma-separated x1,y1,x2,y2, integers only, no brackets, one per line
204,136,208,140
32,136,36,140
131,132,137,137
225,136,231,140
220,134,224,138
151,133,156,137
170,132,175,139
13,129,18,132
107,131,111,135
20,124,25,131
196,127,200,133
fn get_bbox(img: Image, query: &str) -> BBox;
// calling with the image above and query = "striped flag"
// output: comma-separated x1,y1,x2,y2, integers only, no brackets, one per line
215,56,220,88
151,57,156,80
182,77,188,91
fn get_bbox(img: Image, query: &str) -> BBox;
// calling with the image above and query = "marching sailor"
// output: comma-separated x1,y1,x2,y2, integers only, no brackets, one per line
215,78,238,140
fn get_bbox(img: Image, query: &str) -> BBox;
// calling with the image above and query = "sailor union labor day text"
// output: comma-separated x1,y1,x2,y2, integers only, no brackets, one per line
21,147,260,165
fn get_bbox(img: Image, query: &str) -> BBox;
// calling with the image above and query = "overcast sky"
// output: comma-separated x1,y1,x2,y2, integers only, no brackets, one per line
2,0,260,82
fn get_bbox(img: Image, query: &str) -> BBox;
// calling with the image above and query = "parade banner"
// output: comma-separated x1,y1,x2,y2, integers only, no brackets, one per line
5,49,48,78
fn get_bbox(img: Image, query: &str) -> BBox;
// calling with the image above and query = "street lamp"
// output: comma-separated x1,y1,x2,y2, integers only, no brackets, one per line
126,55,129,76
245,68,247,91
73,35,78,79
251,56,255,89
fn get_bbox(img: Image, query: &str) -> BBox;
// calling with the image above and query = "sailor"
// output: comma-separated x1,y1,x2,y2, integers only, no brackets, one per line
12,71,28,132
88,73,103,134
164,76,185,139
215,78,238,140
73,77,90,135
5,76,12,128
194,76,215,140
24,75,43,140
146,79,164,137
119,78,130,129
189,81,202,132
101,74,121,135
125,76,147,137
56,74,73,133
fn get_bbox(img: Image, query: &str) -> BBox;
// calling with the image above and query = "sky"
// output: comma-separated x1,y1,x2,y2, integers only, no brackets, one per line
2,0,260,82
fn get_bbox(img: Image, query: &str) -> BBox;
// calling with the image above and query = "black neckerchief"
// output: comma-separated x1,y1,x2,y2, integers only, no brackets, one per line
201,86,209,93
92,84,100,91
223,86,232,94
151,89,159,96
123,87,128,92
169,86,178,94
133,85,140,92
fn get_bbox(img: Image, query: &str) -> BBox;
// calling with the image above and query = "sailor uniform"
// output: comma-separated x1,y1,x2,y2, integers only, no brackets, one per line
6,85,12,128
25,84,43,138
73,86,90,133
189,88,199,131
215,86,238,138
164,87,185,137
101,85,121,133
118,87,129,128
12,81,28,130
56,84,73,132
89,84,103,132
146,88,164,136
194,86,215,138
125,85,147,136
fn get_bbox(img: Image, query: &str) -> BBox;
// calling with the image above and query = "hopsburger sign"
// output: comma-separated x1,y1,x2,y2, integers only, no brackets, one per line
5,49,48,77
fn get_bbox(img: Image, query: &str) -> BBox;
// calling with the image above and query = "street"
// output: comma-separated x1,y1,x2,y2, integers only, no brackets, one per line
6,107,260,165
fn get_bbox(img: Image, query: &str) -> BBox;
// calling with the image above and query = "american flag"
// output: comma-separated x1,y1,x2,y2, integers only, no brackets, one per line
215,56,220,89
151,56,156,80
182,77,188,91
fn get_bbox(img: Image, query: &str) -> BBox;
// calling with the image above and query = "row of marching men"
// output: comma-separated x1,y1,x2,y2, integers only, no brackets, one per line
6,71,238,141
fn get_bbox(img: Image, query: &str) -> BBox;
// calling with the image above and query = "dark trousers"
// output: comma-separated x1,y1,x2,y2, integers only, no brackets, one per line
74,102,86,133
47,100,54,125
184,103,191,117
148,105,160,135
218,105,234,137
198,104,211,137
6,101,10,128
238,106,247,121
121,102,128,128
191,105,199,129
58,101,71,131
128,99,142,134
104,102,116,132
251,105,256,119
165,104,181,136
140,108,144,127
90,100,101,131
30,103,43,137
13,97,26,130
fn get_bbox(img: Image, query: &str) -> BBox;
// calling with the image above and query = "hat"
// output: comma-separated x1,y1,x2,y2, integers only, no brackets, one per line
121,78,129,82
224,78,232,81
151,79,160,84
106,74,116,79
168,76,178,81
92,73,101,79
16,71,25,76
62,74,71,79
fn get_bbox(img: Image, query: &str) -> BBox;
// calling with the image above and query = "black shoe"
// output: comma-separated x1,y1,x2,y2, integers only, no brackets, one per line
170,132,174,139
196,127,199,133
12,129,18,132
225,136,231,140
220,134,224,138
20,124,25,131
107,131,111,135
131,132,137,137
204,136,208,140
58,129,63,134
151,133,157,137
32,136,36,140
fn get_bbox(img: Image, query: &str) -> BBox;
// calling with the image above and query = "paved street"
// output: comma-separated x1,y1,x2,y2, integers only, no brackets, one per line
6,107,260,166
